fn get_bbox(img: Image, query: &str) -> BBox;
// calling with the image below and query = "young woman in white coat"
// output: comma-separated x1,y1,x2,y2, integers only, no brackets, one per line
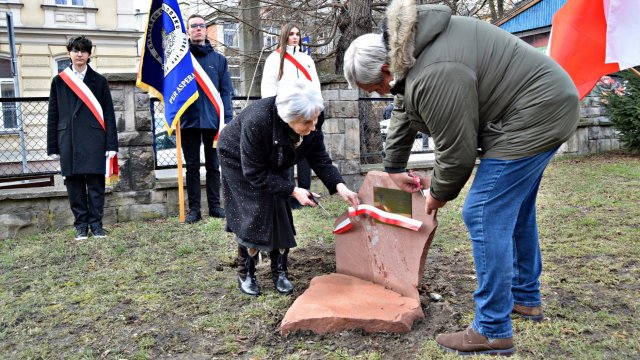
261,23,321,209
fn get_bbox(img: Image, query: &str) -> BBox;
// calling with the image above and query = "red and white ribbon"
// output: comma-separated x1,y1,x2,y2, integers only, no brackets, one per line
333,204,423,234
59,67,105,130
276,48,312,81
333,218,353,234
191,54,225,147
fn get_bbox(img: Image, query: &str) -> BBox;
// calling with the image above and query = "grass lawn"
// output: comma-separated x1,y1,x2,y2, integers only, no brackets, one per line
1,152,639,359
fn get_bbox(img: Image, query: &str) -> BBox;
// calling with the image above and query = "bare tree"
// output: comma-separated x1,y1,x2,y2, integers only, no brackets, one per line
196,0,515,161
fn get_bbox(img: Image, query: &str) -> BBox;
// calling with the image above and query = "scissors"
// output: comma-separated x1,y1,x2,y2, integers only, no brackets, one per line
309,192,332,217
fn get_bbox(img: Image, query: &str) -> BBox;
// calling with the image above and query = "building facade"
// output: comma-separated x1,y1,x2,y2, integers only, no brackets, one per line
0,0,144,97
0,0,144,179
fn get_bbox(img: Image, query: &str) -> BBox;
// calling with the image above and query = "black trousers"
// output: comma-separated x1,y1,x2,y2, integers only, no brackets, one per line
180,128,221,212
65,174,105,230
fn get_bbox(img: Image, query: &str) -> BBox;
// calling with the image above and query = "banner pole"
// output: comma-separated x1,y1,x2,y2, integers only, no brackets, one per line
175,119,185,223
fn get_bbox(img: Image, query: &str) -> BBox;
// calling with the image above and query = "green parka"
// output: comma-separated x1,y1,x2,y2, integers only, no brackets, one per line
383,3,580,202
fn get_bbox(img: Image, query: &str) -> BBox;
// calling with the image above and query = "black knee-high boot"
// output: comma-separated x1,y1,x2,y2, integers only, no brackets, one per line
237,245,260,296
270,248,293,294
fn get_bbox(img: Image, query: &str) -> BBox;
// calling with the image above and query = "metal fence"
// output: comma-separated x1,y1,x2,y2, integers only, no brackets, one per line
0,96,430,182
0,97,58,180
151,96,432,169
151,97,260,169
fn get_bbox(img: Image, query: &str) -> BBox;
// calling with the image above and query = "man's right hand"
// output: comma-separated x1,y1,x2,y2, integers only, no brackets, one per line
388,172,421,193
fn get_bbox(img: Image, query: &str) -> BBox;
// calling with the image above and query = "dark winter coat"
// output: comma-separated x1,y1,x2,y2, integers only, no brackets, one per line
181,40,234,129
218,97,344,246
47,65,118,176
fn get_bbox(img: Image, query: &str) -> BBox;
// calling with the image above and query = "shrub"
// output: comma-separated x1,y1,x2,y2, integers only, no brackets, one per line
601,68,640,153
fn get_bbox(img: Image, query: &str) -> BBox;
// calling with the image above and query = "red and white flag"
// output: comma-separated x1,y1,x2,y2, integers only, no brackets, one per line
549,0,640,99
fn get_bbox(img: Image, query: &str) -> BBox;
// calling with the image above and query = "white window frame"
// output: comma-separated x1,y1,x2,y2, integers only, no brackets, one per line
228,64,240,95
223,23,239,49
263,26,278,50
0,78,18,131
43,0,97,29
55,0,85,6
54,57,71,75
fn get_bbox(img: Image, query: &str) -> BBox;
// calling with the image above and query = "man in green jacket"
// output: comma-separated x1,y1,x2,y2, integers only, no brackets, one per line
344,0,579,356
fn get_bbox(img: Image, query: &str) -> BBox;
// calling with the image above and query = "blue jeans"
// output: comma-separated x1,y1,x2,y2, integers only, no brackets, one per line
462,147,558,339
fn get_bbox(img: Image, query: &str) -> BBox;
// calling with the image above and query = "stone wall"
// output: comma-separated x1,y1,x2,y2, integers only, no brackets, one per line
558,94,620,156
0,74,623,239
319,75,361,190
0,74,365,239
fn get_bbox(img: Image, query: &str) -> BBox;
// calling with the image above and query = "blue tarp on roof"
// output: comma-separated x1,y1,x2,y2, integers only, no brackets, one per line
499,0,567,33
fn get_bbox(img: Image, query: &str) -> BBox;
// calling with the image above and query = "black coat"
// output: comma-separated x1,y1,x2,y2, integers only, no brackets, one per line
218,97,344,245
47,66,118,176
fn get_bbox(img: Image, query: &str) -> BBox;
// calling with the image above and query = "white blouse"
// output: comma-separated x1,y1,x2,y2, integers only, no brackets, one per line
261,45,321,98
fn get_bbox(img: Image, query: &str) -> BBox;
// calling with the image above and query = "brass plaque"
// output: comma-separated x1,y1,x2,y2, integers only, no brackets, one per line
373,186,412,218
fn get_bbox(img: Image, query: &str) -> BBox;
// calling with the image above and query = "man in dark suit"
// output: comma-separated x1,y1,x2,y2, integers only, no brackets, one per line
180,14,234,224
47,36,118,240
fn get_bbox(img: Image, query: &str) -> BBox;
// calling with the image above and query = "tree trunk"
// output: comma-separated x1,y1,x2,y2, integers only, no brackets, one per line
497,0,504,18
239,0,262,97
488,0,498,21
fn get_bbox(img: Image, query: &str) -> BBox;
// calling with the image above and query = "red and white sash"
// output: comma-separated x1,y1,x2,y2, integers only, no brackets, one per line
276,48,312,81
191,54,225,147
59,67,118,184
59,67,105,130
333,204,423,234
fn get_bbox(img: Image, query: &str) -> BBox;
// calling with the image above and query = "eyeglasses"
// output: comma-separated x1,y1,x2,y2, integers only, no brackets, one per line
190,24,206,29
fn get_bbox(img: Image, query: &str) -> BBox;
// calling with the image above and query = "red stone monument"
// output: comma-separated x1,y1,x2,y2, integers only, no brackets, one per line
281,171,437,334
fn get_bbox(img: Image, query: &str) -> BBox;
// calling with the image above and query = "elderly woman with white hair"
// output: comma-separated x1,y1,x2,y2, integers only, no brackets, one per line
217,79,359,296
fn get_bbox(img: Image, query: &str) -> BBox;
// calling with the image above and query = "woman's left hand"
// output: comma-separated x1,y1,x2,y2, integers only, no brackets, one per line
336,183,360,208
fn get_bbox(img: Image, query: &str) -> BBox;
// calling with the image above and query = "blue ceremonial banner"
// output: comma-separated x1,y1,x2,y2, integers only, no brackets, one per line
136,0,198,134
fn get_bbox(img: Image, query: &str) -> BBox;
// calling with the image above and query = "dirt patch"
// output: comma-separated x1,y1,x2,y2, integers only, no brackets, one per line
235,243,477,358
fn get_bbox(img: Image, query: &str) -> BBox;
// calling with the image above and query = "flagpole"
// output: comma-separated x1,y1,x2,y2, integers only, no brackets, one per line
629,67,640,79
175,119,185,223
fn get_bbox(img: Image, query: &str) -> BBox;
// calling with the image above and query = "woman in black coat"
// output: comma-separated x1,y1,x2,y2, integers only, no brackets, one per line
218,80,359,296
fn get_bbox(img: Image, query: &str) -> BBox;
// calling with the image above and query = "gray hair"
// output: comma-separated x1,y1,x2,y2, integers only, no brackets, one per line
275,79,324,123
343,33,388,88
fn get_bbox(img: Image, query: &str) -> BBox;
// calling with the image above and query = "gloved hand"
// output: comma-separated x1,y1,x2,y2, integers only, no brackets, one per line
105,151,117,159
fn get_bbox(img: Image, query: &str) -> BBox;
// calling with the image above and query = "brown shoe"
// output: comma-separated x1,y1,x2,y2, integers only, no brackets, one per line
435,326,515,356
512,304,544,322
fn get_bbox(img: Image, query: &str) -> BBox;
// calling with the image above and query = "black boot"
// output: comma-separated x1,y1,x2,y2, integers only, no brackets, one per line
237,246,260,296
270,249,293,294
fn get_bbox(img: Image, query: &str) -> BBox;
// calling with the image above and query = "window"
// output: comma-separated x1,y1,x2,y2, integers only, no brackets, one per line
0,58,16,130
223,23,239,48
263,26,278,50
56,58,71,73
0,80,17,130
228,65,240,95
55,0,85,5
